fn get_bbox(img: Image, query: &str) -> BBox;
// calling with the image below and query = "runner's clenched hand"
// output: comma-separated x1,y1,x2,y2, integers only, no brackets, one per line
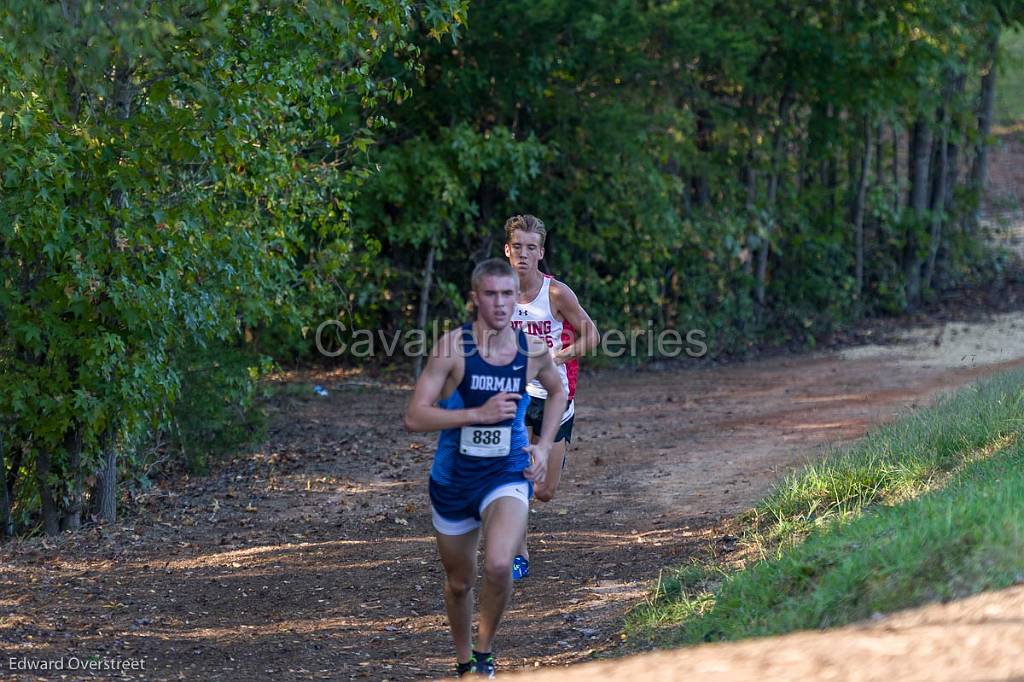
523,442,550,486
474,392,521,424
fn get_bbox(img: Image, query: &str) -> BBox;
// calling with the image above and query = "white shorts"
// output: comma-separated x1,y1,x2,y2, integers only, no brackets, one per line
431,482,529,536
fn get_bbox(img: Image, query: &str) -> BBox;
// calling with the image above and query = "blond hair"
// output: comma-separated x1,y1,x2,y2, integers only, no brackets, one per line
503,214,547,247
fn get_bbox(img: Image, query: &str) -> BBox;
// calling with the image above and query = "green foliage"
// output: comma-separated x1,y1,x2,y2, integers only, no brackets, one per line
168,345,272,475
996,28,1024,124
349,123,547,325
3,0,1023,536
0,0,465,533
335,0,1024,356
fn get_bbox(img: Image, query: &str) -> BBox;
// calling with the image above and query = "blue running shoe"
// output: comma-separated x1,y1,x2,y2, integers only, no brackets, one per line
471,651,496,678
511,555,529,581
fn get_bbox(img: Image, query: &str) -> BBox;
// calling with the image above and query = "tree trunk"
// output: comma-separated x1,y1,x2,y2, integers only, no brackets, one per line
904,117,933,309
795,144,805,195
413,244,436,379
863,121,886,271
0,430,12,538
891,122,901,214
6,434,22,501
823,103,838,215
93,448,117,524
88,427,119,524
943,73,966,222
945,133,961,205
61,0,82,118
692,108,713,207
59,427,83,532
36,447,59,536
968,27,1000,233
109,58,133,218
852,118,874,304
924,115,949,293
82,57,134,526
743,161,757,277
667,155,691,217
847,143,858,201
924,76,956,293
945,138,961,215
756,89,793,308
691,175,709,208
874,123,884,192
756,168,776,307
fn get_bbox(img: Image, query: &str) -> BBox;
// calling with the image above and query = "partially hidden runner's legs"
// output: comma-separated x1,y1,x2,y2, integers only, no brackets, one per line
435,527,480,665
516,431,567,562
535,437,567,503
477,495,529,653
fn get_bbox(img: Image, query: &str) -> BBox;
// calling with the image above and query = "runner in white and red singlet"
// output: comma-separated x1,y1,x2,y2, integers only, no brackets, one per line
503,214,599,580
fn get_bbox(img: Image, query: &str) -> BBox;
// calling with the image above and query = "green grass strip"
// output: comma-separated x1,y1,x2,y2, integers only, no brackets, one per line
629,368,1024,644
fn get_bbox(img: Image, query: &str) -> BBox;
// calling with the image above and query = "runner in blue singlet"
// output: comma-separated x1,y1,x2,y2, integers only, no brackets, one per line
404,259,566,678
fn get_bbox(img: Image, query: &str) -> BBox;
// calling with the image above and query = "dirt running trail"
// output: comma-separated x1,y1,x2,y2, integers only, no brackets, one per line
521,582,1024,681
4,312,1024,681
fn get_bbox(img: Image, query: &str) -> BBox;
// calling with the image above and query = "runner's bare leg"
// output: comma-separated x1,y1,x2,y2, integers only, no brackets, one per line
477,496,529,652
516,431,566,560
435,528,480,663
536,439,567,502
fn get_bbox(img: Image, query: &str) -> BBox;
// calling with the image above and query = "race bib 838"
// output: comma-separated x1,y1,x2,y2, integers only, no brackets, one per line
459,426,512,457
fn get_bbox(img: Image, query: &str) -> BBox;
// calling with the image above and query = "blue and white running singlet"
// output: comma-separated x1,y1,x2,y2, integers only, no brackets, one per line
429,324,532,522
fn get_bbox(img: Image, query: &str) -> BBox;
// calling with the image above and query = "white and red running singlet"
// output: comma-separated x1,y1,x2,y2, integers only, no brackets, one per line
512,275,577,422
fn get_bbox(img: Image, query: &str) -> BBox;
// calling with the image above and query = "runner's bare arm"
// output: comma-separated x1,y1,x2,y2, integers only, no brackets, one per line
533,347,567,447
550,280,599,364
403,331,520,432
523,338,567,483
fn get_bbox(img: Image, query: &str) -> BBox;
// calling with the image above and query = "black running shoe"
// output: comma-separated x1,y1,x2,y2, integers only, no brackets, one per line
456,657,475,678
470,650,496,678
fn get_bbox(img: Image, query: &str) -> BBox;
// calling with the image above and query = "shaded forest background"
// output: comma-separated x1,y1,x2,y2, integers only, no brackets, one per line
2,0,1024,536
